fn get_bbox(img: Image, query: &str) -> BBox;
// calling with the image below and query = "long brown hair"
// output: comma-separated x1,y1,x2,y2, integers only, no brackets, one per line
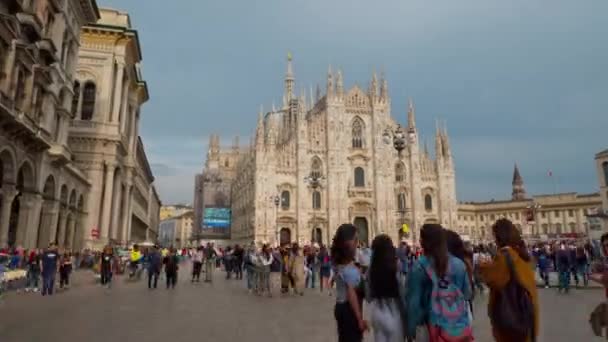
492,218,530,262
420,224,448,278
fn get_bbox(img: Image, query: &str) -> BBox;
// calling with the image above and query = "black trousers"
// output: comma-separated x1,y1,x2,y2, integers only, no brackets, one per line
192,262,202,281
334,302,362,342
148,271,159,289
234,261,243,279
100,267,112,285
166,272,177,289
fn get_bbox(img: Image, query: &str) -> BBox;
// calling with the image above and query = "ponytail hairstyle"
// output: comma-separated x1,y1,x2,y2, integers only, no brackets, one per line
420,224,449,278
331,224,358,266
492,218,530,262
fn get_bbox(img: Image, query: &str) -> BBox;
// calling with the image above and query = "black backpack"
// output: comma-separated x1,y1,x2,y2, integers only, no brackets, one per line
490,250,535,341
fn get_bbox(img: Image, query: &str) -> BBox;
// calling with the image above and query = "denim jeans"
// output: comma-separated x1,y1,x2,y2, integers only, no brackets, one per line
558,271,570,291
246,265,255,290
27,269,39,289
306,268,317,288
576,264,589,286
42,273,55,296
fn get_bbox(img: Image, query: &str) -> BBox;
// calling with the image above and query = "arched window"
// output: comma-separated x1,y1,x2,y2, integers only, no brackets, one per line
395,162,405,182
14,68,26,110
424,194,432,211
603,162,608,186
281,190,290,210
311,157,322,178
312,191,321,209
354,167,365,187
71,81,80,116
81,81,96,120
352,118,364,148
397,193,406,212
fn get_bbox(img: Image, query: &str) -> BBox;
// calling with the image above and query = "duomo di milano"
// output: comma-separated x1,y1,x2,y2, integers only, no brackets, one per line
0,2,160,250
197,55,607,246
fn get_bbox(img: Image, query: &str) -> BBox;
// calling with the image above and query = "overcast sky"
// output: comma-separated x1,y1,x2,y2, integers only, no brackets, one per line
101,0,607,205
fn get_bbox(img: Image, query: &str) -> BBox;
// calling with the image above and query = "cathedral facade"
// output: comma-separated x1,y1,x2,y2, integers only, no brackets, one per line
228,56,457,246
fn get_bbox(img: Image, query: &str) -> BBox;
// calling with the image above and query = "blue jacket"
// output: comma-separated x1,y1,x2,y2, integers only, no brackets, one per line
148,251,162,273
405,254,472,337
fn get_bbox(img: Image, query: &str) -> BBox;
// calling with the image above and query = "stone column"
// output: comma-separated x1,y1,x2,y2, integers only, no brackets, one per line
0,187,18,248
22,193,43,249
100,162,116,241
120,183,132,243
125,185,134,243
66,216,76,249
111,61,125,123
39,200,59,248
56,208,68,246
110,179,123,241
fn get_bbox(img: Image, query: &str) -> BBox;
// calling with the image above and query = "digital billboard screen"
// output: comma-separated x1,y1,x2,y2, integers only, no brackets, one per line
202,207,231,229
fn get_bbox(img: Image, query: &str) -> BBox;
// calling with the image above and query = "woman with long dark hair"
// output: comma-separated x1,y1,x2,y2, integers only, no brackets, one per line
406,224,473,341
368,234,405,342
480,218,538,342
331,223,367,342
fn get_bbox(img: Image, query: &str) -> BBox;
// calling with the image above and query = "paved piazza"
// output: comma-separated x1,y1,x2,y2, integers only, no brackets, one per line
0,267,603,342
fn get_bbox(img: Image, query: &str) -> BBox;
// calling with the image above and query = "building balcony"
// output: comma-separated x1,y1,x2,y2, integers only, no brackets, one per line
48,143,72,166
347,186,373,199
16,12,42,40
0,96,52,151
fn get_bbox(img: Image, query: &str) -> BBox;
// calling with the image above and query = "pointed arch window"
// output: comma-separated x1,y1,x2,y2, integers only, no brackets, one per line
352,118,364,148
395,162,405,182
354,167,365,187
81,81,96,121
397,193,406,212
312,191,321,209
311,157,322,179
281,190,290,210
424,194,433,212
71,81,80,116
14,68,26,111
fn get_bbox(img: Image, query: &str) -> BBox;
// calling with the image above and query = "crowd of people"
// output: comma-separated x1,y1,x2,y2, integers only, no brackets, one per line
4,217,608,341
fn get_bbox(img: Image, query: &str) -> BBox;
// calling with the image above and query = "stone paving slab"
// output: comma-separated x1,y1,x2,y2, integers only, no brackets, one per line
0,267,605,341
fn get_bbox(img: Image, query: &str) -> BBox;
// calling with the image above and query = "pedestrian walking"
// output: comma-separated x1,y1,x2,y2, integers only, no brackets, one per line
269,246,282,296
59,251,72,289
367,234,405,342
25,249,41,293
406,224,473,341
480,218,538,342
100,245,114,288
192,246,203,282
147,246,162,289
318,245,332,294
164,248,179,289
40,244,59,296
233,244,244,280
556,243,572,293
204,243,216,283
331,224,367,342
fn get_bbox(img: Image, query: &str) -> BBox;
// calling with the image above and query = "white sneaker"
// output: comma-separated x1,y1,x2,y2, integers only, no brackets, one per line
33,288,39,292
25,288,30,293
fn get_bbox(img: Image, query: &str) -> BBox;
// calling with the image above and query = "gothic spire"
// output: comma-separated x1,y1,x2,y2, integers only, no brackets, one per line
512,163,527,200
336,69,344,98
407,97,416,131
326,65,334,99
284,52,294,106
435,120,444,160
315,83,321,102
369,71,378,98
380,72,388,101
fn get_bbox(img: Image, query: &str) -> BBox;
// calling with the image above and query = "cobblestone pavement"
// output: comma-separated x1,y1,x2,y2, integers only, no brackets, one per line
0,267,604,342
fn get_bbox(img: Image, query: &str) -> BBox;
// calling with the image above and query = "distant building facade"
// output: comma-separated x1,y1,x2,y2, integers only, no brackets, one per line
158,210,193,248
457,165,602,242
160,204,192,221
0,0,100,250
68,8,160,248
594,148,608,232
193,136,244,241
224,56,457,246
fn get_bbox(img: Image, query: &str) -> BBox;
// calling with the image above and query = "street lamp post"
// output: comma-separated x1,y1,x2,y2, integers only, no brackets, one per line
383,124,416,242
272,195,280,245
304,174,325,244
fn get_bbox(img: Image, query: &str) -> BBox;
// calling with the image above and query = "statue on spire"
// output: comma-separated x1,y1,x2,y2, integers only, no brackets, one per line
284,52,294,105
327,65,334,99
407,97,416,131
380,72,388,101
370,71,378,98
336,69,344,98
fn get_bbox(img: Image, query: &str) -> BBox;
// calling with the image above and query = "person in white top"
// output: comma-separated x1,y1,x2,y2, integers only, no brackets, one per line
191,247,204,282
